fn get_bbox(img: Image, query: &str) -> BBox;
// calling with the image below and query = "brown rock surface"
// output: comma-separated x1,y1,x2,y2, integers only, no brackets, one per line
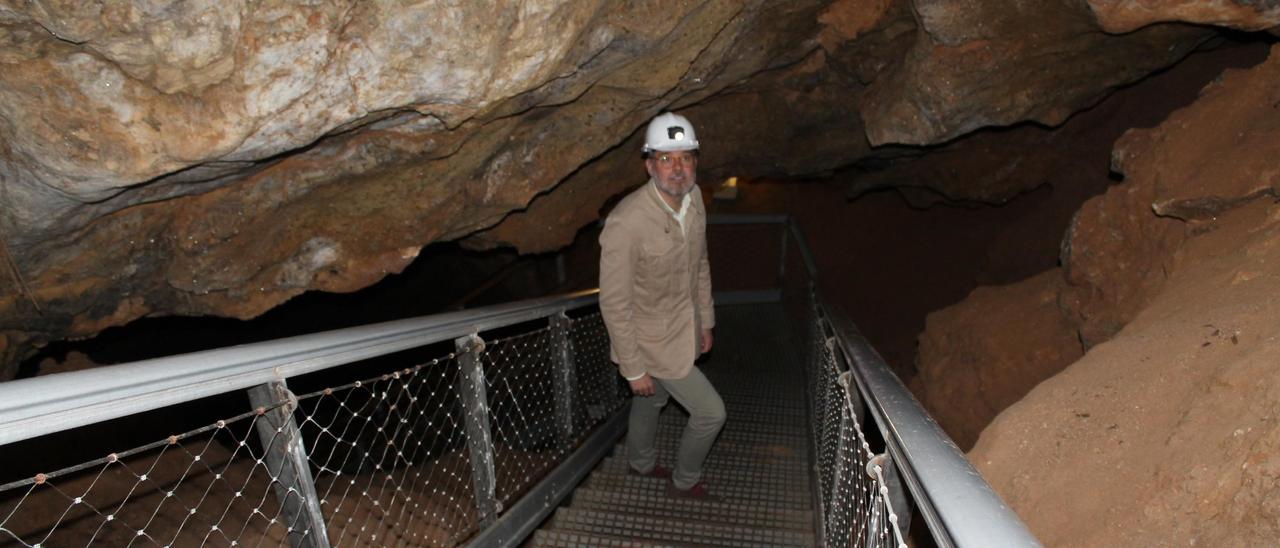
972,198,1280,547
971,45,1280,546
1059,172,1188,347
860,0,1212,145
0,0,1261,377
0,1,828,375
1063,44,1280,347
847,42,1268,207
1088,0,1280,33
469,44,877,253
913,270,1082,450
1140,46,1280,222
900,42,1268,448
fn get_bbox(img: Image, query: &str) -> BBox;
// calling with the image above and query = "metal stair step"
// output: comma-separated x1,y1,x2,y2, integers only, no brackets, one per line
531,304,822,546
584,471,812,509
547,507,817,547
531,528,672,547
595,457,811,491
567,487,815,532
617,434,809,464
651,425,808,449
656,407,809,435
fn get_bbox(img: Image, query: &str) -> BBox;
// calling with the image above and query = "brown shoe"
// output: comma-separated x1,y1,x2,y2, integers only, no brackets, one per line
629,464,672,479
667,480,718,501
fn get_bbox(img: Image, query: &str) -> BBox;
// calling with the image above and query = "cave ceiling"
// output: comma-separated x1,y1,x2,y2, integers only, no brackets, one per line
0,0,1275,375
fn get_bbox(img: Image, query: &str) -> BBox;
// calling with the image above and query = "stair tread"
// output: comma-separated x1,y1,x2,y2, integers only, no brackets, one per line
549,506,816,547
584,472,812,509
594,457,811,490
615,437,809,464
567,487,814,531
532,529,673,547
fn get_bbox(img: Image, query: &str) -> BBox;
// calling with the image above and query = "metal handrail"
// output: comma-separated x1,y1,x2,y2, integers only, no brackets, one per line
824,303,1040,547
0,289,600,447
781,217,1040,547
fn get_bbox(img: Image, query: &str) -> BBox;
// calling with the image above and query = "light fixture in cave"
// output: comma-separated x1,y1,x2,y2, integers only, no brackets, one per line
714,176,739,201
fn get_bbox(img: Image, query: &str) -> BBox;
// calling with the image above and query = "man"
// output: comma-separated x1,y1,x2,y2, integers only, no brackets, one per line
599,112,725,500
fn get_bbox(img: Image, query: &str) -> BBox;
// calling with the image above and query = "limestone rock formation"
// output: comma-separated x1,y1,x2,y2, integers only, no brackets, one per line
912,270,1082,450
1058,171,1189,348
1088,0,1280,33
0,0,828,376
972,199,1280,547
971,44,1280,547
1063,44,1280,347
468,44,876,253
860,0,1212,145
903,42,1269,450
0,0,1242,377
846,42,1268,207
1141,53,1280,222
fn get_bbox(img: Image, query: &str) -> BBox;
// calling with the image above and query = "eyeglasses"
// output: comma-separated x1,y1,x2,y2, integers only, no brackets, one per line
654,152,697,166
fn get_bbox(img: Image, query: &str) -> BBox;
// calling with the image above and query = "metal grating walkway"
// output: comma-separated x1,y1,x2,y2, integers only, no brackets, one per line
532,303,816,547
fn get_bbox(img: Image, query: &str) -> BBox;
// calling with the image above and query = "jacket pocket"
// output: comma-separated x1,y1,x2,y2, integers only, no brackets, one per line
634,315,669,342
638,237,681,289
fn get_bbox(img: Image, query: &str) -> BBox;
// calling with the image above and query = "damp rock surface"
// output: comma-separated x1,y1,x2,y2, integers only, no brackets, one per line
912,270,1081,450
972,198,1280,547
971,44,1280,547
858,0,1213,146
1088,0,1280,33
0,0,1261,375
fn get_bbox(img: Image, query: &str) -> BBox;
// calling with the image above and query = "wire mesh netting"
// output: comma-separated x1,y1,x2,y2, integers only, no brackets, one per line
294,355,477,546
480,326,563,511
0,308,624,547
806,300,906,548
0,406,299,547
568,313,631,430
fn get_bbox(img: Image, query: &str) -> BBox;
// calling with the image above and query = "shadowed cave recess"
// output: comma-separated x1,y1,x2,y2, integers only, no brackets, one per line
4,1,1280,545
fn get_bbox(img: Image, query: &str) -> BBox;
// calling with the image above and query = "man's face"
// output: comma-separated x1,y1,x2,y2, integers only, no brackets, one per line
646,150,698,199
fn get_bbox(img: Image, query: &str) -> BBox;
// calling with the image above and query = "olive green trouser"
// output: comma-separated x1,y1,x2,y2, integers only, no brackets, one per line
626,366,726,490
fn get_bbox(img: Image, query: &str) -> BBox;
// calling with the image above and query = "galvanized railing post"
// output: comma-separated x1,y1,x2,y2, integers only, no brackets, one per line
246,381,330,548
550,311,578,448
455,333,500,528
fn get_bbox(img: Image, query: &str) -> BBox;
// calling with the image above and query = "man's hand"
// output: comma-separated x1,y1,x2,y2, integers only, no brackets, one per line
700,328,714,354
629,374,656,396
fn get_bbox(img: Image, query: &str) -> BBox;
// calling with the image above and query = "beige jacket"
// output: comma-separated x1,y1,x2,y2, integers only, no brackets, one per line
599,181,715,380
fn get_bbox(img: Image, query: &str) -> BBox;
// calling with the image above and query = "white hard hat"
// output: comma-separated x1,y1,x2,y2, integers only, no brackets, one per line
642,112,699,153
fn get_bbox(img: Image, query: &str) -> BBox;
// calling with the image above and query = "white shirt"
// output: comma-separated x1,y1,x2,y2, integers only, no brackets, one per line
650,180,691,236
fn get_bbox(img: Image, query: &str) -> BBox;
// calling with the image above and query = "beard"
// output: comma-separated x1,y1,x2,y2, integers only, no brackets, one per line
654,174,695,198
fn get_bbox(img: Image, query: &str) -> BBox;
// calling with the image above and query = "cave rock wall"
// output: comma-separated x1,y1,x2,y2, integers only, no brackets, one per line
0,0,1248,374
964,44,1280,545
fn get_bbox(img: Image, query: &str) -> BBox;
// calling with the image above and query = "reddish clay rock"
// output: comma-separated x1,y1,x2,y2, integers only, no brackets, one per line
35,351,99,376
816,0,898,52
1138,44,1280,221
1059,175,1188,348
971,198,1280,547
912,270,1081,450
1064,44,1280,347
860,0,1212,145
1089,0,1280,33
